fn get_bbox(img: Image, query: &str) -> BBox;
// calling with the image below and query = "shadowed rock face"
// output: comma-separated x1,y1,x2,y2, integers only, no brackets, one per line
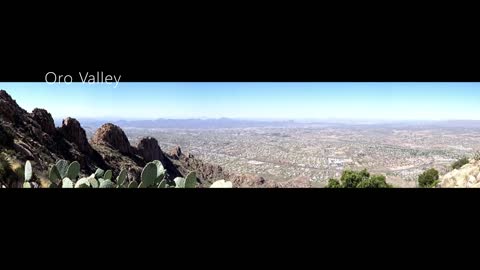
0,124,14,147
0,90,107,179
91,123,132,154
0,90,20,123
60,117,93,154
31,108,56,135
137,137,165,163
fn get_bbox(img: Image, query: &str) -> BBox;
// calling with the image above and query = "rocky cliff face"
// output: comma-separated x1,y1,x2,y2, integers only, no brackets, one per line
0,89,310,188
137,137,165,163
60,117,94,154
0,90,108,177
438,159,480,188
91,123,134,155
31,108,56,135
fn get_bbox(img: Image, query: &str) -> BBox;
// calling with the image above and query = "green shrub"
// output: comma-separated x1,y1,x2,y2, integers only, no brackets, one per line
326,178,342,188
357,175,392,188
451,157,469,170
418,168,439,188
326,169,391,188
340,169,370,188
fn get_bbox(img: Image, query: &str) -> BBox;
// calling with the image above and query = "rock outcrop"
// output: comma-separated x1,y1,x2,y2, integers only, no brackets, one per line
1,89,305,188
0,90,20,123
169,146,182,159
137,137,165,163
60,117,93,154
438,159,480,188
91,123,132,154
0,90,106,180
166,147,227,185
0,124,14,147
31,108,56,135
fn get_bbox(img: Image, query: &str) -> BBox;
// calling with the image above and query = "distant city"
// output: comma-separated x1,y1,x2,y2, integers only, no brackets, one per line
69,118,480,187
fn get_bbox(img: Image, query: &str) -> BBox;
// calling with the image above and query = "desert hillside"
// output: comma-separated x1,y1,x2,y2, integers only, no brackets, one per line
1,89,309,188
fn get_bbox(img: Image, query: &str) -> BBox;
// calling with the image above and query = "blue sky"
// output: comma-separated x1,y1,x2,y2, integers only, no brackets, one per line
0,82,479,121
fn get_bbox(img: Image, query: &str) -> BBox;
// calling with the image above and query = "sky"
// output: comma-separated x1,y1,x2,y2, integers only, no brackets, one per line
0,82,479,121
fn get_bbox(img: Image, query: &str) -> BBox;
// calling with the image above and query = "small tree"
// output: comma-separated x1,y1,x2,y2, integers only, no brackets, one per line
340,169,370,188
357,175,392,188
418,168,439,188
326,169,392,188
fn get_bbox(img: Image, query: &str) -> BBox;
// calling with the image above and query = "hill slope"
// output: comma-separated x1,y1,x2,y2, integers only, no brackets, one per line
438,159,480,188
0,89,310,188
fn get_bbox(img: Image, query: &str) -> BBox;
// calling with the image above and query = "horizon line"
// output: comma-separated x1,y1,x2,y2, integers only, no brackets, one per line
52,117,480,122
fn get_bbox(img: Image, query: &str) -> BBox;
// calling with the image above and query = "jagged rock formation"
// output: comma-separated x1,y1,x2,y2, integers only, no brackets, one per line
0,89,310,188
91,123,133,155
166,148,227,186
0,90,18,123
60,117,94,154
31,108,56,135
438,159,480,188
0,90,106,176
137,137,165,163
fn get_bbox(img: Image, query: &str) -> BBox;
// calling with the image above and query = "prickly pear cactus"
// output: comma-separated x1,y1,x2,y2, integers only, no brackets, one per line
25,160,32,182
210,180,233,188
88,175,99,188
62,178,74,188
99,179,115,188
116,169,127,186
56,160,69,179
141,162,157,187
158,179,166,188
66,161,80,180
75,178,91,188
152,160,166,184
174,177,186,188
95,168,105,179
185,172,197,188
49,165,61,184
103,170,113,180
128,181,138,188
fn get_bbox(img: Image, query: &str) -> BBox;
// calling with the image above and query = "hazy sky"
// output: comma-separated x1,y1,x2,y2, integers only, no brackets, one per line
1,82,479,120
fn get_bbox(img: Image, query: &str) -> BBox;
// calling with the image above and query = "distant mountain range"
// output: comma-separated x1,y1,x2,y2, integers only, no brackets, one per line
54,118,480,130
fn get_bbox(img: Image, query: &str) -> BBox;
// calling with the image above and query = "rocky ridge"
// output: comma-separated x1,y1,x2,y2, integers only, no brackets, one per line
1,89,310,187
438,159,480,188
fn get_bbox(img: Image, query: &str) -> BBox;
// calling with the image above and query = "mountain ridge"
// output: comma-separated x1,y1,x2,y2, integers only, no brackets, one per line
1,89,309,188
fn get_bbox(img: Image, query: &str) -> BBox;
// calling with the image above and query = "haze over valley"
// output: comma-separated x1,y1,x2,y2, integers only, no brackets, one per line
3,82,480,188
76,118,480,187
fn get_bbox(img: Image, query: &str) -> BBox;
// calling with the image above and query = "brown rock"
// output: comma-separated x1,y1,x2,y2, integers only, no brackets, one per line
91,123,131,154
169,146,182,159
59,117,92,154
136,137,166,163
31,108,56,135
0,90,21,123
229,174,267,187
